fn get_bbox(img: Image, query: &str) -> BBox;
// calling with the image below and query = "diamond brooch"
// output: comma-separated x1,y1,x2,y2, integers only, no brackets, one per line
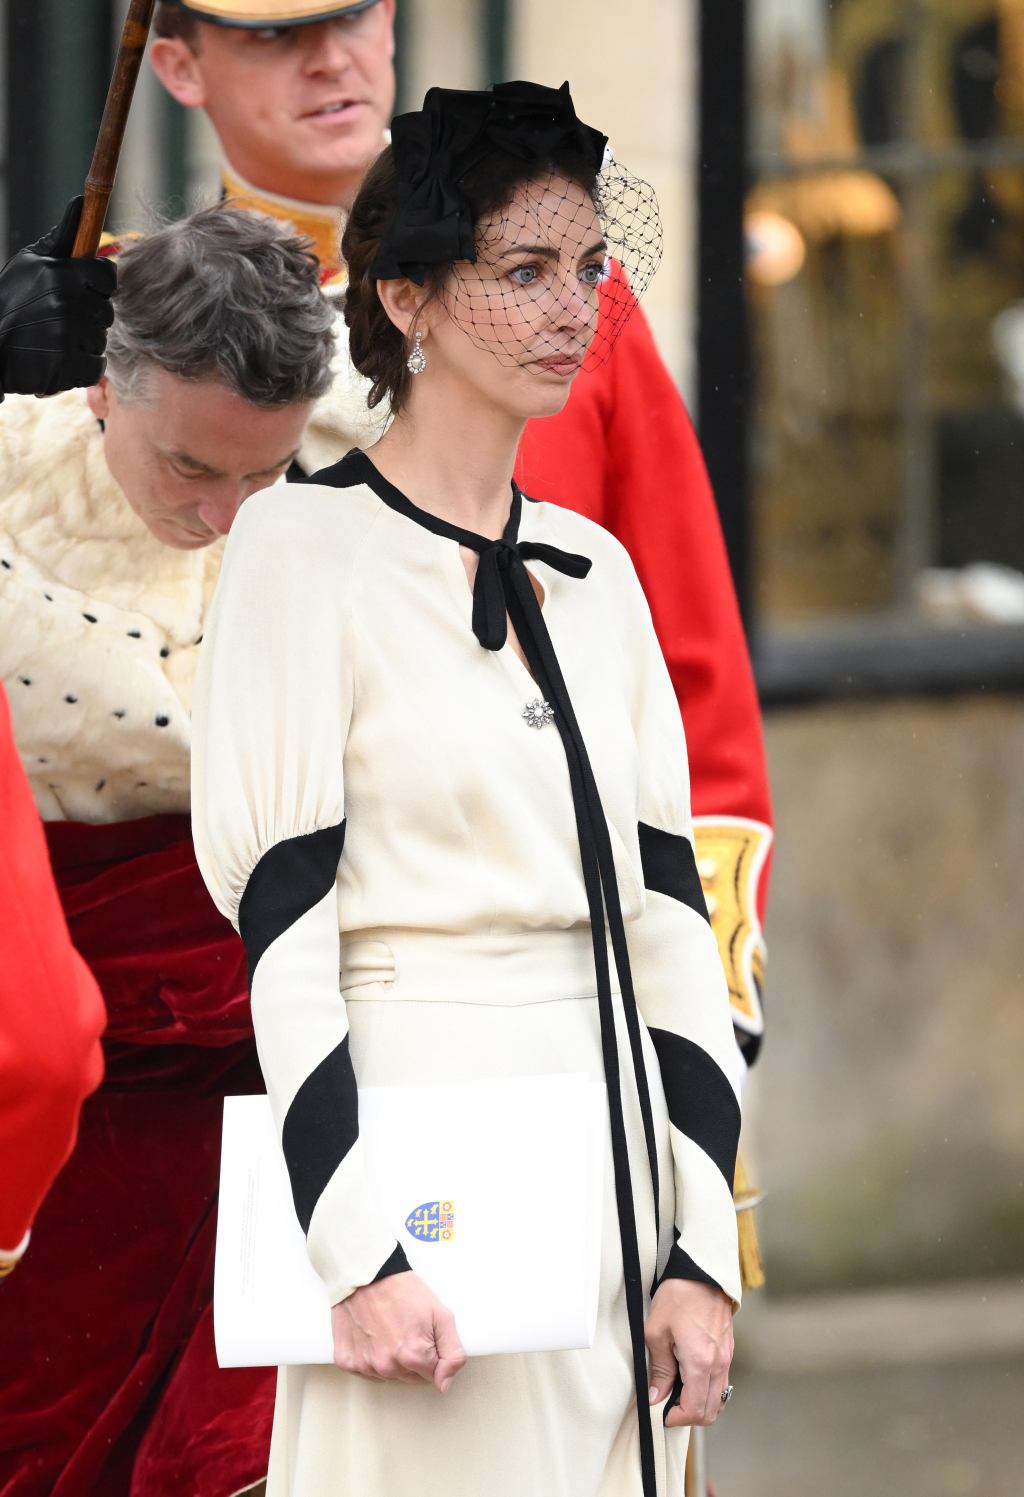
522,699,555,729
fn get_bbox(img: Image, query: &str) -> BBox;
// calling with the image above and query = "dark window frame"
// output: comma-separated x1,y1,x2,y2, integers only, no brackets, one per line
698,0,1024,703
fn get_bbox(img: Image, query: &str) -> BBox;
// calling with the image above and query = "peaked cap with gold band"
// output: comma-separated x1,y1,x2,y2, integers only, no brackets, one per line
169,0,381,26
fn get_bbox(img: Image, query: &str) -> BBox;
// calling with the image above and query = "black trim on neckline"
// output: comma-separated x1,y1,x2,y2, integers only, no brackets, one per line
312,448,523,551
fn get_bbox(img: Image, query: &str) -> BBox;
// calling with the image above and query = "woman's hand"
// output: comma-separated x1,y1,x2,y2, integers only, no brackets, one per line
332,1272,467,1392
645,1278,734,1427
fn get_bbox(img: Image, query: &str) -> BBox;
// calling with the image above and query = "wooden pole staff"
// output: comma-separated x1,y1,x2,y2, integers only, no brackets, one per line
72,0,158,258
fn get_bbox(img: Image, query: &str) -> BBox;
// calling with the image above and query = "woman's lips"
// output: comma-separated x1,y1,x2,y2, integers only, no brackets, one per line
535,354,583,376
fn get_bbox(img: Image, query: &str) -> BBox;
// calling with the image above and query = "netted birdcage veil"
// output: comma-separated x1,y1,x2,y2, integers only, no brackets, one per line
370,81,663,374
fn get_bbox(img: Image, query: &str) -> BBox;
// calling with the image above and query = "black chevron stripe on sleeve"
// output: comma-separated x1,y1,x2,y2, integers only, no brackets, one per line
647,1027,740,1191
637,822,710,923
238,821,347,991
281,1035,360,1233
659,1234,725,1291
235,819,411,1285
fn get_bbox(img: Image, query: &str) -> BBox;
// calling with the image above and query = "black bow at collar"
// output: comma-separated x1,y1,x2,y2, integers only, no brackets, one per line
469,531,592,652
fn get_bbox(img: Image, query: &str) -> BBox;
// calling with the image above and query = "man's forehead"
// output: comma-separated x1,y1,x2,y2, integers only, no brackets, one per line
173,0,379,26
139,371,307,448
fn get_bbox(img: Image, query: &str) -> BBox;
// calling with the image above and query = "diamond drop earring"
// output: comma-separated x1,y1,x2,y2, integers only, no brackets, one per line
406,329,427,375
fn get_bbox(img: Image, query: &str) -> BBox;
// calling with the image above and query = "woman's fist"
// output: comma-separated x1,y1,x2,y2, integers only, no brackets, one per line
332,1271,467,1392
645,1278,734,1427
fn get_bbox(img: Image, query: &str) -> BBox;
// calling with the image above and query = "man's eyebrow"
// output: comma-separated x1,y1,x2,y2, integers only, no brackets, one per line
165,449,301,480
168,451,224,479
247,449,302,478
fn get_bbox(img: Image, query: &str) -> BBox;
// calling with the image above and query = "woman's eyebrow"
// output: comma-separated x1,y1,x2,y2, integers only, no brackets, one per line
502,238,609,260
504,244,560,260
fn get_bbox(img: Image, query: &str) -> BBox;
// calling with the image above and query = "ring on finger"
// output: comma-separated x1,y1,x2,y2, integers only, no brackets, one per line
720,1384,734,1406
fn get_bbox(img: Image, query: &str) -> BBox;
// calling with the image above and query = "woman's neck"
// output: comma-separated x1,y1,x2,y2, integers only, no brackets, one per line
366,384,524,540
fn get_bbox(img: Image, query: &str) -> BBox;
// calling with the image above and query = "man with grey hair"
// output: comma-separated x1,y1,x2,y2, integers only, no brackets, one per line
0,203,333,819
0,204,333,1497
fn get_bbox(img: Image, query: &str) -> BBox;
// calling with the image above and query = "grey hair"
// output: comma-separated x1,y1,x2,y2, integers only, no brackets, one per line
104,204,336,407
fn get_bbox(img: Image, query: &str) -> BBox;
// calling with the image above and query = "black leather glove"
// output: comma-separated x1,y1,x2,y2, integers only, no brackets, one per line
0,196,117,400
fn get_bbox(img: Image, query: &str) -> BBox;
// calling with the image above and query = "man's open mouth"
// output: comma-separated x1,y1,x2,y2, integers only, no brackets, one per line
306,100,360,118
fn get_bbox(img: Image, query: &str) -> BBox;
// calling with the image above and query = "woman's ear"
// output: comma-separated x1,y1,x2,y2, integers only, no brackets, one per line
376,278,430,340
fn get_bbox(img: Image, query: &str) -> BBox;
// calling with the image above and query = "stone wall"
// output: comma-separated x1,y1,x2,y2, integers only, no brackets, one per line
748,693,1024,1292
510,0,698,396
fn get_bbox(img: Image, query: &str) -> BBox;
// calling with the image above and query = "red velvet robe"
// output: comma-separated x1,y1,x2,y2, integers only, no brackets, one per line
0,297,770,1495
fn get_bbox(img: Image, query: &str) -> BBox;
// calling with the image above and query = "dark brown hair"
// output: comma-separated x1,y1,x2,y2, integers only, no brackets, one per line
342,142,600,416
153,2,201,46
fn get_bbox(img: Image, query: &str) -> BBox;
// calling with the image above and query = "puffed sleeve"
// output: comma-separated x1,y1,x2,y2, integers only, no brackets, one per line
191,489,409,1305
615,549,744,1308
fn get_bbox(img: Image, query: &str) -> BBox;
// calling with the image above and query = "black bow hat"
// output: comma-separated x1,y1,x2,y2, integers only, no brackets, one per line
370,81,608,285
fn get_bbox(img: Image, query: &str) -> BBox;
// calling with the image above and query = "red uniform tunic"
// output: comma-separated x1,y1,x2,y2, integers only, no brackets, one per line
0,685,104,1269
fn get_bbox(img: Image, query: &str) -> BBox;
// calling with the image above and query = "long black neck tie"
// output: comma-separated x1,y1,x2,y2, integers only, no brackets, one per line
467,501,664,1497
315,453,665,1497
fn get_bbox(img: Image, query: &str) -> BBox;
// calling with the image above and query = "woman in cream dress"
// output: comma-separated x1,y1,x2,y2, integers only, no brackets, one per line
192,82,742,1497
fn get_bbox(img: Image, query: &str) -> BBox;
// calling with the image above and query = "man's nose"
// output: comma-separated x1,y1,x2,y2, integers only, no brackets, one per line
196,493,244,536
301,19,354,75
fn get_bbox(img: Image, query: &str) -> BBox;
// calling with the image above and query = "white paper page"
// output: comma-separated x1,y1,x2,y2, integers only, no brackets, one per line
214,1075,606,1368
582,1080,606,1347
214,1094,335,1368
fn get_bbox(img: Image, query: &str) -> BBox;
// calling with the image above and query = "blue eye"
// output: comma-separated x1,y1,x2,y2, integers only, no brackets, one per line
580,260,608,286
510,264,540,286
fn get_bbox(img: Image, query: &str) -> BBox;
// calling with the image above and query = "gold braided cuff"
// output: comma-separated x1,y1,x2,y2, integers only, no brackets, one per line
692,816,772,1061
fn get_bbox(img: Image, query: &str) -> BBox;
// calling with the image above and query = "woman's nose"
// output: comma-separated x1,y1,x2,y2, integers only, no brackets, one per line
551,276,599,333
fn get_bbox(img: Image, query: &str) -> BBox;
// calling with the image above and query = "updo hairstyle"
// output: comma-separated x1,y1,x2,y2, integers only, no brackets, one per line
342,142,601,416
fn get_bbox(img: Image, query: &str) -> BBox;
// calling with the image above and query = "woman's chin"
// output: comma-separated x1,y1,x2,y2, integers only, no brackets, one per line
517,381,577,421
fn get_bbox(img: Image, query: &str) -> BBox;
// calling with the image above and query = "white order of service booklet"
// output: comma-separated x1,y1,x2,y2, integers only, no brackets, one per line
214,1074,606,1367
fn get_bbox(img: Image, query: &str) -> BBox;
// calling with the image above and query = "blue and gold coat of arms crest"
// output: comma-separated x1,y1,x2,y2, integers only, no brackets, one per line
405,1200,455,1243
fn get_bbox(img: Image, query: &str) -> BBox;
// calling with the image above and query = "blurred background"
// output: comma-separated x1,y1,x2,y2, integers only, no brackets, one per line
2,1,1023,1491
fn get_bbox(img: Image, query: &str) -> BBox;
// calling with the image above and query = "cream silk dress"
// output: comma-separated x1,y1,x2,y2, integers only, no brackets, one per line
192,451,742,1497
